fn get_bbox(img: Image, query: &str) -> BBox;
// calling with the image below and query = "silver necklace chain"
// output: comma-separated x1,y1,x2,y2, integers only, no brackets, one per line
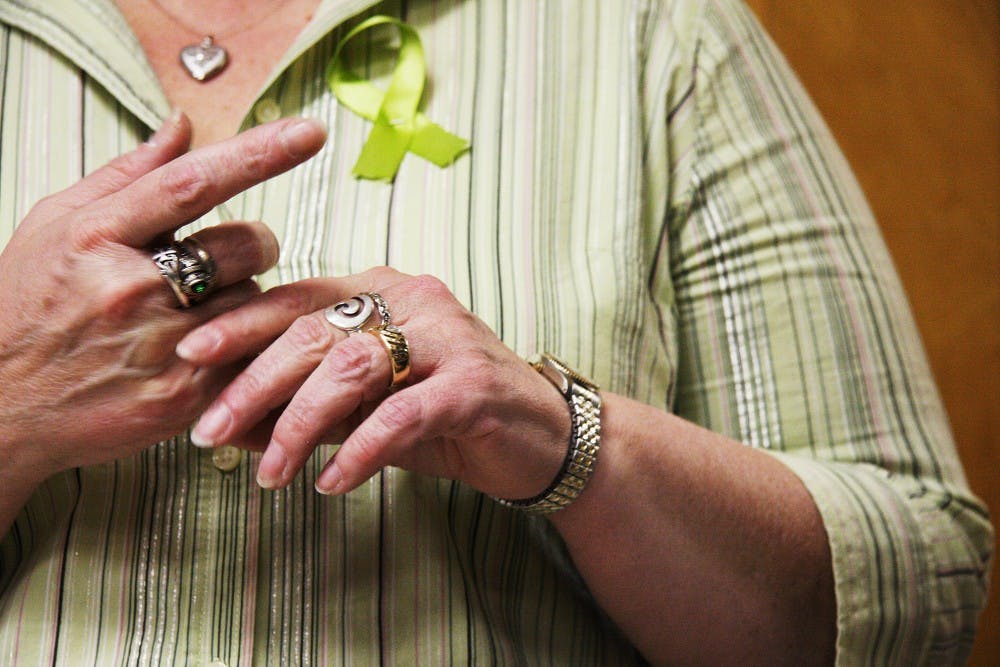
145,0,288,81
147,0,284,40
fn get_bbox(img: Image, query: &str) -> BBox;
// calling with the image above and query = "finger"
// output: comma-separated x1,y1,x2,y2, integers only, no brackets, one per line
88,117,327,247
81,228,264,322
181,221,280,288
313,379,453,495
255,331,393,489
133,220,274,311
38,112,192,216
226,408,357,453
118,356,249,451
188,309,345,448
175,267,409,366
182,279,263,324
175,278,346,365
113,280,263,368
224,411,279,452
177,267,414,366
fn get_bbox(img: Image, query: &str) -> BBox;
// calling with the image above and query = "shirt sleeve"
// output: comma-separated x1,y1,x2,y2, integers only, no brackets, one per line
647,1,994,663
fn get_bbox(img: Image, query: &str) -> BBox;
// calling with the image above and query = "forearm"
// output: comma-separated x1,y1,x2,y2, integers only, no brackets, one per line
549,394,836,666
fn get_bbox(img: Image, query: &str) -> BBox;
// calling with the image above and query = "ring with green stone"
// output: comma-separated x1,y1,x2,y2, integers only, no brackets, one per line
176,237,217,302
151,238,217,308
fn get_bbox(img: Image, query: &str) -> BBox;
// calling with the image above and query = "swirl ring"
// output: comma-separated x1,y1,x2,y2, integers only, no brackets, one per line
324,293,390,333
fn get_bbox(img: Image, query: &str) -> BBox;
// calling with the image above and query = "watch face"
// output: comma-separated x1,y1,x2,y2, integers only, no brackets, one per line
538,355,572,396
545,355,600,393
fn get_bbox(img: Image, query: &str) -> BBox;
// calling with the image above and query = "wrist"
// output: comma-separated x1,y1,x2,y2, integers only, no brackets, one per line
0,436,46,538
494,354,603,515
0,428,53,497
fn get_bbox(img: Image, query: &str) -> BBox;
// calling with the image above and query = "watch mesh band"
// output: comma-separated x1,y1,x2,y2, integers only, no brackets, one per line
495,355,602,515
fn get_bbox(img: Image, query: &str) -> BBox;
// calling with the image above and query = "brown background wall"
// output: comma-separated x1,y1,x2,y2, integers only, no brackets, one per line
743,2,999,664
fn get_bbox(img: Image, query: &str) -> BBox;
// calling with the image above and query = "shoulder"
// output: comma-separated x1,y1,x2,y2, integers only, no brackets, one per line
640,0,769,60
636,0,759,89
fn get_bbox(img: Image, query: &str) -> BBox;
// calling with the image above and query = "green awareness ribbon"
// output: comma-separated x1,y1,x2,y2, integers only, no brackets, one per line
326,16,470,181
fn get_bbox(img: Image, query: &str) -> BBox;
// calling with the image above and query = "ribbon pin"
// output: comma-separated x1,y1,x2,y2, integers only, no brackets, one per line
327,16,470,181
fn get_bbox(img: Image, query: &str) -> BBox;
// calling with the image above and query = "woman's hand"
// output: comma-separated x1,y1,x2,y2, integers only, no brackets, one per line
178,267,572,499
179,267,839,667
0,113,327,487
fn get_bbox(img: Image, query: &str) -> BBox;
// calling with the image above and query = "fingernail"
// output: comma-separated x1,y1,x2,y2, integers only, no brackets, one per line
176,328,222,363
147,108,184,148
190,403,231,447
279,118,327,158
257,445,288,489
315,463,343,495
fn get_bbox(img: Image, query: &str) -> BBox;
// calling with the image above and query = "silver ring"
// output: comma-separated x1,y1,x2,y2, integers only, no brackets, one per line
324,292,390,333
179,237,216,276
151,238,217,308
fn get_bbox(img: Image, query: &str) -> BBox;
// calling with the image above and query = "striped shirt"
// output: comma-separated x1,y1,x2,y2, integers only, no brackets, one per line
0,0,992,664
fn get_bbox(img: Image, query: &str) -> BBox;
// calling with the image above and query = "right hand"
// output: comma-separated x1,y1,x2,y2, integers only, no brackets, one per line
0,112,327,486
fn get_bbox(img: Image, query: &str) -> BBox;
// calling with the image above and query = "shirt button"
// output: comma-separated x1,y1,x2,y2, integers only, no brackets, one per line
253,98,282,124
211,445,243,472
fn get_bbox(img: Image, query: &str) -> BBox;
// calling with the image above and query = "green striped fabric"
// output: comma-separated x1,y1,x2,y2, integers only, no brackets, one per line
0,0,991,664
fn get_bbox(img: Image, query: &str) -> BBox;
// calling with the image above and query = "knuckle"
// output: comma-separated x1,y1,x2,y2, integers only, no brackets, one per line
95,279,150,322
159,160,212,212
376,392,423,433
29,192,66,219
239,141,271,181
408,273,450,299
364,265,398,283
104,153,142,183
286,313,336,353
68,215,116,253
275,404,316,444
230,368,268,407
324,338,375,384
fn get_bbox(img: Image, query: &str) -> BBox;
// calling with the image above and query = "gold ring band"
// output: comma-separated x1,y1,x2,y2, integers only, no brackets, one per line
368,325,410,387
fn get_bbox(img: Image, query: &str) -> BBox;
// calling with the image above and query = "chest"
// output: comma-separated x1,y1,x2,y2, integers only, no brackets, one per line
113,0,321,147
0,2,676,397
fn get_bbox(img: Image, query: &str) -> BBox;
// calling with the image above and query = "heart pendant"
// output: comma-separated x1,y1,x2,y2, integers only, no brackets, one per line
179,37,228,82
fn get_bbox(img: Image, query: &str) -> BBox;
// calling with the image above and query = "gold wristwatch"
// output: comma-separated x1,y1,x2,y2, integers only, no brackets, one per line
495,354,602,515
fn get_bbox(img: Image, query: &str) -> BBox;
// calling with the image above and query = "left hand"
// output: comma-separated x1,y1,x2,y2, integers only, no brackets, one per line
177,267,571,498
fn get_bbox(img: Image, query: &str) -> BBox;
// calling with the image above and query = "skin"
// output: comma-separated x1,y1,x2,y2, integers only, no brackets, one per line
176,269,837,666
114,0,321,147
0,113,328,537
5,2,838,664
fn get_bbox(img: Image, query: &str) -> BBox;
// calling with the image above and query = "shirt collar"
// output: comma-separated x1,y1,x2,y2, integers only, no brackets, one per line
0,0,169,127
0,0,382,131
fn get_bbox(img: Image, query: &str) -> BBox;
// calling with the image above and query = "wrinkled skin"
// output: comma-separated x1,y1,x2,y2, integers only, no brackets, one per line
0,113,326,482
179,267,572,500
